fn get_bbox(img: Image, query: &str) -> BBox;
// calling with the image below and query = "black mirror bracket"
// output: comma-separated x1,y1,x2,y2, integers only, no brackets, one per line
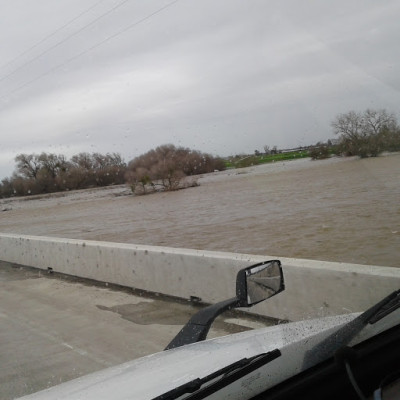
164,260,284,351
165,297,239,350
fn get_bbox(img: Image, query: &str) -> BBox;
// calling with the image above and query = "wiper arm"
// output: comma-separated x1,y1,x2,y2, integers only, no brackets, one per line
302,289,400,369
152,349,281,400
368,290,400,324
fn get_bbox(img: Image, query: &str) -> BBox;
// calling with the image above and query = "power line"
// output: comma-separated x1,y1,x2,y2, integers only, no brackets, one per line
0,0,106,71
0,0,181,103
0,0,131,84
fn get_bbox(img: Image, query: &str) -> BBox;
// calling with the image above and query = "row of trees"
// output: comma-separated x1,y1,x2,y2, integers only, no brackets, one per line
0,145,226,198
1,109,398,198
0,152,127,197
125,144,225,194
254,109,399,161
275,108,399,161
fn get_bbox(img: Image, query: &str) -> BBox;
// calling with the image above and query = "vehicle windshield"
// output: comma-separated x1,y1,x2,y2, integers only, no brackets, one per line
0,1,399,399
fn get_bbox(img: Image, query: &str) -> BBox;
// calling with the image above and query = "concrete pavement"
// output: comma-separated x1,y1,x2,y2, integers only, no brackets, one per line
0,261,270,399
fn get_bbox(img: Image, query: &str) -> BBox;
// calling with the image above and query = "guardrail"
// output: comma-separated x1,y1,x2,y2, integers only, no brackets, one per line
1,233,399,321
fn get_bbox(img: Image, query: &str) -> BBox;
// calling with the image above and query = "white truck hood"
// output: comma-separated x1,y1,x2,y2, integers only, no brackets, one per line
18,306,400,400
18,313,369,400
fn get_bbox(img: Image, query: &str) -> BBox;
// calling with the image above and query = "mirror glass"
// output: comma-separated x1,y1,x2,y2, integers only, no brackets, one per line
246,260,283,306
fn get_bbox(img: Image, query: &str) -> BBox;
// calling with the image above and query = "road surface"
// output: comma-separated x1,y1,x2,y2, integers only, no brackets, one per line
0,261,270,399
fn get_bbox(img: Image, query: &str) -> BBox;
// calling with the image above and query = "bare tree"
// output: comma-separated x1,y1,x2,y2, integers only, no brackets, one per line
0,178,13,198
363,109,397,136
332,109,399,157
15,154,41,179
332,111,363,139
70,153,94,171
38,153,70,178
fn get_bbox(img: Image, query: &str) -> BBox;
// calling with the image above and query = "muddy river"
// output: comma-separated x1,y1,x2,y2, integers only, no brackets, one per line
1,154,399,267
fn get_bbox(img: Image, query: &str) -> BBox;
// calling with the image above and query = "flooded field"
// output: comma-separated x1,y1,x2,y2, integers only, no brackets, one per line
1,154,399,267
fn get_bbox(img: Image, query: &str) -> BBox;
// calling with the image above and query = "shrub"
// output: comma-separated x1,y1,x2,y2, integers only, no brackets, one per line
125,144,224,194
309,143,330,160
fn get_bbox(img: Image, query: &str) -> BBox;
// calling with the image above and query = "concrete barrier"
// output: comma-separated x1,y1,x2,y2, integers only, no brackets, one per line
1,233,399,321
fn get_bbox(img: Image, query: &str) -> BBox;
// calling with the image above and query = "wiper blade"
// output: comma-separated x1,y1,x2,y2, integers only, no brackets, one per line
302,289,400,369
368,290,400,324
152,349,281,400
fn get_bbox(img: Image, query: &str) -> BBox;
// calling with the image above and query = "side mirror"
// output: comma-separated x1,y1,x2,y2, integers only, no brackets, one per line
165,260,285,350
236,260,284,307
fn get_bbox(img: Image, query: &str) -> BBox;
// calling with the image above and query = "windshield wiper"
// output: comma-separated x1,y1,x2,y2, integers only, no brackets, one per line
368,290,400,324
152,349,281,400
302,289,400,369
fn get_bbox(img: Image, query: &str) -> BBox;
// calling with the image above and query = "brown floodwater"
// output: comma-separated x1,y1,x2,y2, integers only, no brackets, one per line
1,154,399,267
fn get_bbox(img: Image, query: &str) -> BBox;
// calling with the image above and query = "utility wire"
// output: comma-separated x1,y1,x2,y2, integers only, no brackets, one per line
0,0,131,84
0,0,107,71
0,0,181,103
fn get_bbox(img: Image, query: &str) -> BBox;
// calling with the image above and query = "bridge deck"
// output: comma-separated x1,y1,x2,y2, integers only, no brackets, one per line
0,261,269,399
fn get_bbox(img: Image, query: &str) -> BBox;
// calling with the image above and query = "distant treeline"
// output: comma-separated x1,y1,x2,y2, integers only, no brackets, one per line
0,145,225,198
310,109,400,160
0,152,127,197
245,108,400,164
2,109,399,198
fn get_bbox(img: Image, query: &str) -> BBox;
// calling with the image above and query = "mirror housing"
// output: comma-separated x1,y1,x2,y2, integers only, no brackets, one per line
236,260,284,307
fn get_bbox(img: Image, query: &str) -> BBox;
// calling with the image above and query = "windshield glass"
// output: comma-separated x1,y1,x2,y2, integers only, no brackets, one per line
0,1,399,399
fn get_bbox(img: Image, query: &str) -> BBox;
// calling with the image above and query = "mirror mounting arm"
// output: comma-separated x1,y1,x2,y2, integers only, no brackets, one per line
164,260,284,351
165,297,239,351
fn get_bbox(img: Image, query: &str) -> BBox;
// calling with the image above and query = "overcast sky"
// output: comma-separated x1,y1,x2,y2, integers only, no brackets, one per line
0,0,399,179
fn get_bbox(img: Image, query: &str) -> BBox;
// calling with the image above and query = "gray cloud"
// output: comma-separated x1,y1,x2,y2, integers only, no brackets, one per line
0,0,399,178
